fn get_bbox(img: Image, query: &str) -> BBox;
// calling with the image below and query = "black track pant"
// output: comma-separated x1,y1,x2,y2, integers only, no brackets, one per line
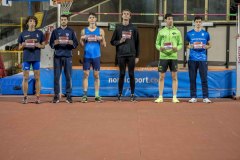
54,56,72,96
188,60,209,98
118,56,135,95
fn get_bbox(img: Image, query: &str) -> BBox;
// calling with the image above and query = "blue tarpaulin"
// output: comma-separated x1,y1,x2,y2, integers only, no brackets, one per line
39,68,236,98
0,68,236,97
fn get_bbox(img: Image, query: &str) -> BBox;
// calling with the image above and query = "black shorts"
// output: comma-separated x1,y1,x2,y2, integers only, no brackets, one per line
158,59,178,73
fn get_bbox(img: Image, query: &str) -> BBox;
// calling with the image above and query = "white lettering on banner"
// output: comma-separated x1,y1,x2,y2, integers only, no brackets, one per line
108,77,159,84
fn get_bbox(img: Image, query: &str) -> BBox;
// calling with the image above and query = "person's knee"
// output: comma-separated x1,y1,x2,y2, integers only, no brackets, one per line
171,72,178,81
23,76,28,82
159,74,165,81
34,70,40,81
84,71,89,79
128,72,135,79
94,73,99,79
172,76,178,81
23,72,29,82
119,70,125,78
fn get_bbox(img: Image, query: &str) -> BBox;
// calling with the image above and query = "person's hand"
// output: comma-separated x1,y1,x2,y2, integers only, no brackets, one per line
35,42,41,48
96,36,103,41
135,58,139,64
203,44,210,49
102,41,107,47
160,47,165,51
54,40,59,45
68,40,73,45
172,47,177,52
81,35,86,40
120,37,126,43
22,42,26,48
189,44,193,49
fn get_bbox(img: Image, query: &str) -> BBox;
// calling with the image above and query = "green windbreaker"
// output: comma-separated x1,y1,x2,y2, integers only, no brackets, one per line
155,26,183,60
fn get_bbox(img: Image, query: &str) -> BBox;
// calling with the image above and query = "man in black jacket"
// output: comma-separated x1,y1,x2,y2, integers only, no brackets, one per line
110,9,140,102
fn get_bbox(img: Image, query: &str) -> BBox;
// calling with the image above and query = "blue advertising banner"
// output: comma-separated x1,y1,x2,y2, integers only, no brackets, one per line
40,68,236,98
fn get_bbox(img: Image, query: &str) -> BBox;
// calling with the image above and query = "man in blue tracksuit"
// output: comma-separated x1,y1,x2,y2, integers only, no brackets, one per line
186,16,212,103
50,14,78,103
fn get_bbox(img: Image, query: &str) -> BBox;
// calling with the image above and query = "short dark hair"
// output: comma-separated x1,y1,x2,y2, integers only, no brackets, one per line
122,9,131,16
164,13,173,19
25,16,38,26
60,14,69,20
194,16,203,21
89,12,97,18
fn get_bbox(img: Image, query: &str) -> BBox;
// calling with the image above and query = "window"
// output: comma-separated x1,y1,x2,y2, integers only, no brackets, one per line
187,0,205,21
208,0,226,20
71,7,98,22
166,0,184,21
230,0,238,20
122,0,156,23
100,0,119,22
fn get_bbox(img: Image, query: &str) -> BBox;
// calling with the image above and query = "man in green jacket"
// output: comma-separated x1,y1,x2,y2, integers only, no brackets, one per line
155,13,183,103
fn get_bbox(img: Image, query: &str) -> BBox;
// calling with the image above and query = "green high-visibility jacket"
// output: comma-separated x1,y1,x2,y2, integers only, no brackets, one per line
155,26,183,60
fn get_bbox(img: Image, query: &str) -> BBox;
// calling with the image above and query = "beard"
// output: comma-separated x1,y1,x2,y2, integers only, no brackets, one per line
61,23,67,27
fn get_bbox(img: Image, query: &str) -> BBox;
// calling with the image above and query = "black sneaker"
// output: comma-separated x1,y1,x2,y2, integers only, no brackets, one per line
95,96,103,103
81,95,88,103
130,94,136,102
22,96,28,104
52,95,60,103
66,96,73,103
117,94,122,102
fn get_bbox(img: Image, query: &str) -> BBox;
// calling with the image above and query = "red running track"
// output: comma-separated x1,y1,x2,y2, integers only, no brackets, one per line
0,96,240,160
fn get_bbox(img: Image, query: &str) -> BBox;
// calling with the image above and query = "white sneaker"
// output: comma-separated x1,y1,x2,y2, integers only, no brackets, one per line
172,97,180,103
154,97,163,103
188,98,197,103
203,98,212,103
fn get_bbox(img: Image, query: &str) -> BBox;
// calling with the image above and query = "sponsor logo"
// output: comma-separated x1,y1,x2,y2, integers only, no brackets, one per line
108,77,159,84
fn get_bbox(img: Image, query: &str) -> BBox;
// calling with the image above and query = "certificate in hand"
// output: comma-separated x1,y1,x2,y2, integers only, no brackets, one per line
87,35,97,42
163,42,173,50
193,42,203,49
122,31,132,39
59,36,69,44
25,39,36,48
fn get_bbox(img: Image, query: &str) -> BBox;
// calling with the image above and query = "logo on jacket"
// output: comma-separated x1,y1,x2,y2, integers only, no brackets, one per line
66,33,69,37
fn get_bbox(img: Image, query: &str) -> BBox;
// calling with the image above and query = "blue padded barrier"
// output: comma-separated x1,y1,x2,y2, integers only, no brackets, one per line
0,72,35,95
40,68,236,98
